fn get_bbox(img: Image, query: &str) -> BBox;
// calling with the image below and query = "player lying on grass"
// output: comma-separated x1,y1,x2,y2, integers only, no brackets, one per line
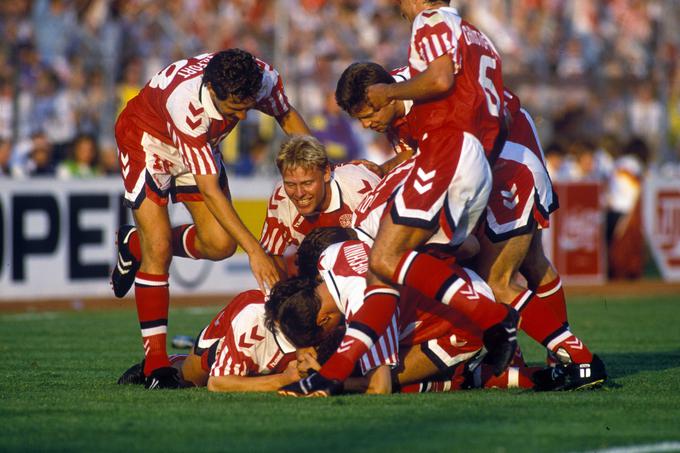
117,284,392,393
267,227,546,396
335,62,606,390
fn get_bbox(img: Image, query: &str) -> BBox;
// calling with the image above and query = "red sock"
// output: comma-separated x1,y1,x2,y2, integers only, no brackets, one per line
511,289,593,364
319,286,399,381
171,224,203,259
481,364,538,389
128,230,141,261
135,272,171,375
535,276,569,327
395,251,507,330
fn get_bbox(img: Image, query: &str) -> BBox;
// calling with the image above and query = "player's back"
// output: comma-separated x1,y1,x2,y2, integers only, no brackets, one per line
408,7,504,155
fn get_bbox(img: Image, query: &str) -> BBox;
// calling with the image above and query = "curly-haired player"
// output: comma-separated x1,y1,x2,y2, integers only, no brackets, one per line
111,48,310,389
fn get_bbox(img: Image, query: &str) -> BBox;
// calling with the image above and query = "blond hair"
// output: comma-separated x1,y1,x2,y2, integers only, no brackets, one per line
276,135,329,175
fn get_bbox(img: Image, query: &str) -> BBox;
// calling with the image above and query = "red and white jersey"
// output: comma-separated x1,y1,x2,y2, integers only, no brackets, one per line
260,163,381,256
196,289,296,377
318,241,489,373
408,7,504,155
318,240,400,375
119,52,291,176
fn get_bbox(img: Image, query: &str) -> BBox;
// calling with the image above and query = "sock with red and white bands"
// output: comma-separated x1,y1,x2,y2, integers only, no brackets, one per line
128,224,202,262
319,286,399,382
135,272,171,376
394,251,507,330
534,276,569,328
171,224,203,259
511,289,593,364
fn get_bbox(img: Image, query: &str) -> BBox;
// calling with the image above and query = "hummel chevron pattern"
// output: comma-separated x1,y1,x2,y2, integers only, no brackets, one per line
502,183,519,209
414,168,436,194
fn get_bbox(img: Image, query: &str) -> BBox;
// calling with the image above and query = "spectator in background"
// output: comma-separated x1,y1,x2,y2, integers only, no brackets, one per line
0,138,12,176
628,83,663,156
14,131,56,177
606,137,649,280
56,133,100,179
116,57,143,118
310,91,363,162
544,141,568,181
97,138,119,176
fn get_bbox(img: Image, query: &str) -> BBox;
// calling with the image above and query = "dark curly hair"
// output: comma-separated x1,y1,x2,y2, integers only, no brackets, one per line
296,227,358,278
203,48,263,101
264,277,324,348
335,62,396,114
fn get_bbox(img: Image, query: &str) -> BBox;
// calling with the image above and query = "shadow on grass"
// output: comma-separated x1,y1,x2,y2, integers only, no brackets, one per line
601,349,680,379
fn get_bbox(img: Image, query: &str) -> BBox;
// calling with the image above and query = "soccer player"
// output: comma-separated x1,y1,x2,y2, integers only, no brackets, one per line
336,62,606,388
117,288,300,392
270,230,540,397
111,49,310,388
259,135,382,277
280,2,519,395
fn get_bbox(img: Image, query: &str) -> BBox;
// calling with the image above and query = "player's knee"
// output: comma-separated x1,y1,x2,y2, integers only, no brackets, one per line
198,234,237,260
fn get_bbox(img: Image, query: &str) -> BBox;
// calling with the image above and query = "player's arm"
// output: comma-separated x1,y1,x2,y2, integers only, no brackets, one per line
344,365,392,394
366,54,455,109
194,173,279,293
380,145,414,174
276,106,312,135
393,345,441,386
206,361,301,392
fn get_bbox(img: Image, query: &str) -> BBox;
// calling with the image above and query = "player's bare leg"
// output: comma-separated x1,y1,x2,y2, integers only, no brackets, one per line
183,199,238,260
476,223,605,388
130,199,180,388
178,352,209,387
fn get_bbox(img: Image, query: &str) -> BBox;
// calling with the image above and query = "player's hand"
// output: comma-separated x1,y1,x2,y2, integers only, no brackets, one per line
366,83,391,110
282,360,302,384
278,372,343,398
296,351,321,378
248,249,280,295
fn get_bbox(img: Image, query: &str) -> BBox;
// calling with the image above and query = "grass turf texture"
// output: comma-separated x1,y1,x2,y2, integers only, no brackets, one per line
1,295,679,453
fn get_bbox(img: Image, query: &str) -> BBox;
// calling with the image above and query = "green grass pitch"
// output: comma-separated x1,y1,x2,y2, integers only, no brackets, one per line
1,294,679,452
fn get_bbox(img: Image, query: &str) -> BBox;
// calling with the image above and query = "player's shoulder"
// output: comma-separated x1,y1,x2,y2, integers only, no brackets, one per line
226,290,266,319
333,162,382,183
320,240,369,276
254,57,281,101
414,6,459,28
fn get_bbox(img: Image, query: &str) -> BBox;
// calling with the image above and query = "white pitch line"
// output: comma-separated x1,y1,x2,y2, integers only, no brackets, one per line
577,441,680,453
1,312,60,321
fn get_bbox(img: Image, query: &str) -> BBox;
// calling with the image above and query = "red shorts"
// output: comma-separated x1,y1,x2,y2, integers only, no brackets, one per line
485,109,558,242
390,130,492,247
115,114,228,209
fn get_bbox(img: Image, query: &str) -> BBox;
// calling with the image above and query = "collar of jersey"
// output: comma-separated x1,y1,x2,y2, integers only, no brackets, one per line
200,83,223,121
324,178,342,213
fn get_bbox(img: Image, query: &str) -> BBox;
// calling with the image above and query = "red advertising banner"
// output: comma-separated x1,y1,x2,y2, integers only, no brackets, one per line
643,176,680,281
543,182,606,284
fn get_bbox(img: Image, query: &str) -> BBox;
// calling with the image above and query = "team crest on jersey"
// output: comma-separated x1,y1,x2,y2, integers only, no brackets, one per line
339,214,352,227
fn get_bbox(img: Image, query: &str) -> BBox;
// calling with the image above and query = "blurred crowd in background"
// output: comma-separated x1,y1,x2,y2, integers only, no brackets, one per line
1,0,679,278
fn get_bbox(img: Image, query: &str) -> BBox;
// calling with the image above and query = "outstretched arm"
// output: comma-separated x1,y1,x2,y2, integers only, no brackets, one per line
276,107,312,135
194,173,279,294
366,54,455,110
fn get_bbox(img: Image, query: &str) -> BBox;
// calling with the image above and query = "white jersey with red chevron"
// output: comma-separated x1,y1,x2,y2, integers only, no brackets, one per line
260,163,381,256
198,290,296,377
120,52,291,177
318,240,399,375
318,241,491,371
